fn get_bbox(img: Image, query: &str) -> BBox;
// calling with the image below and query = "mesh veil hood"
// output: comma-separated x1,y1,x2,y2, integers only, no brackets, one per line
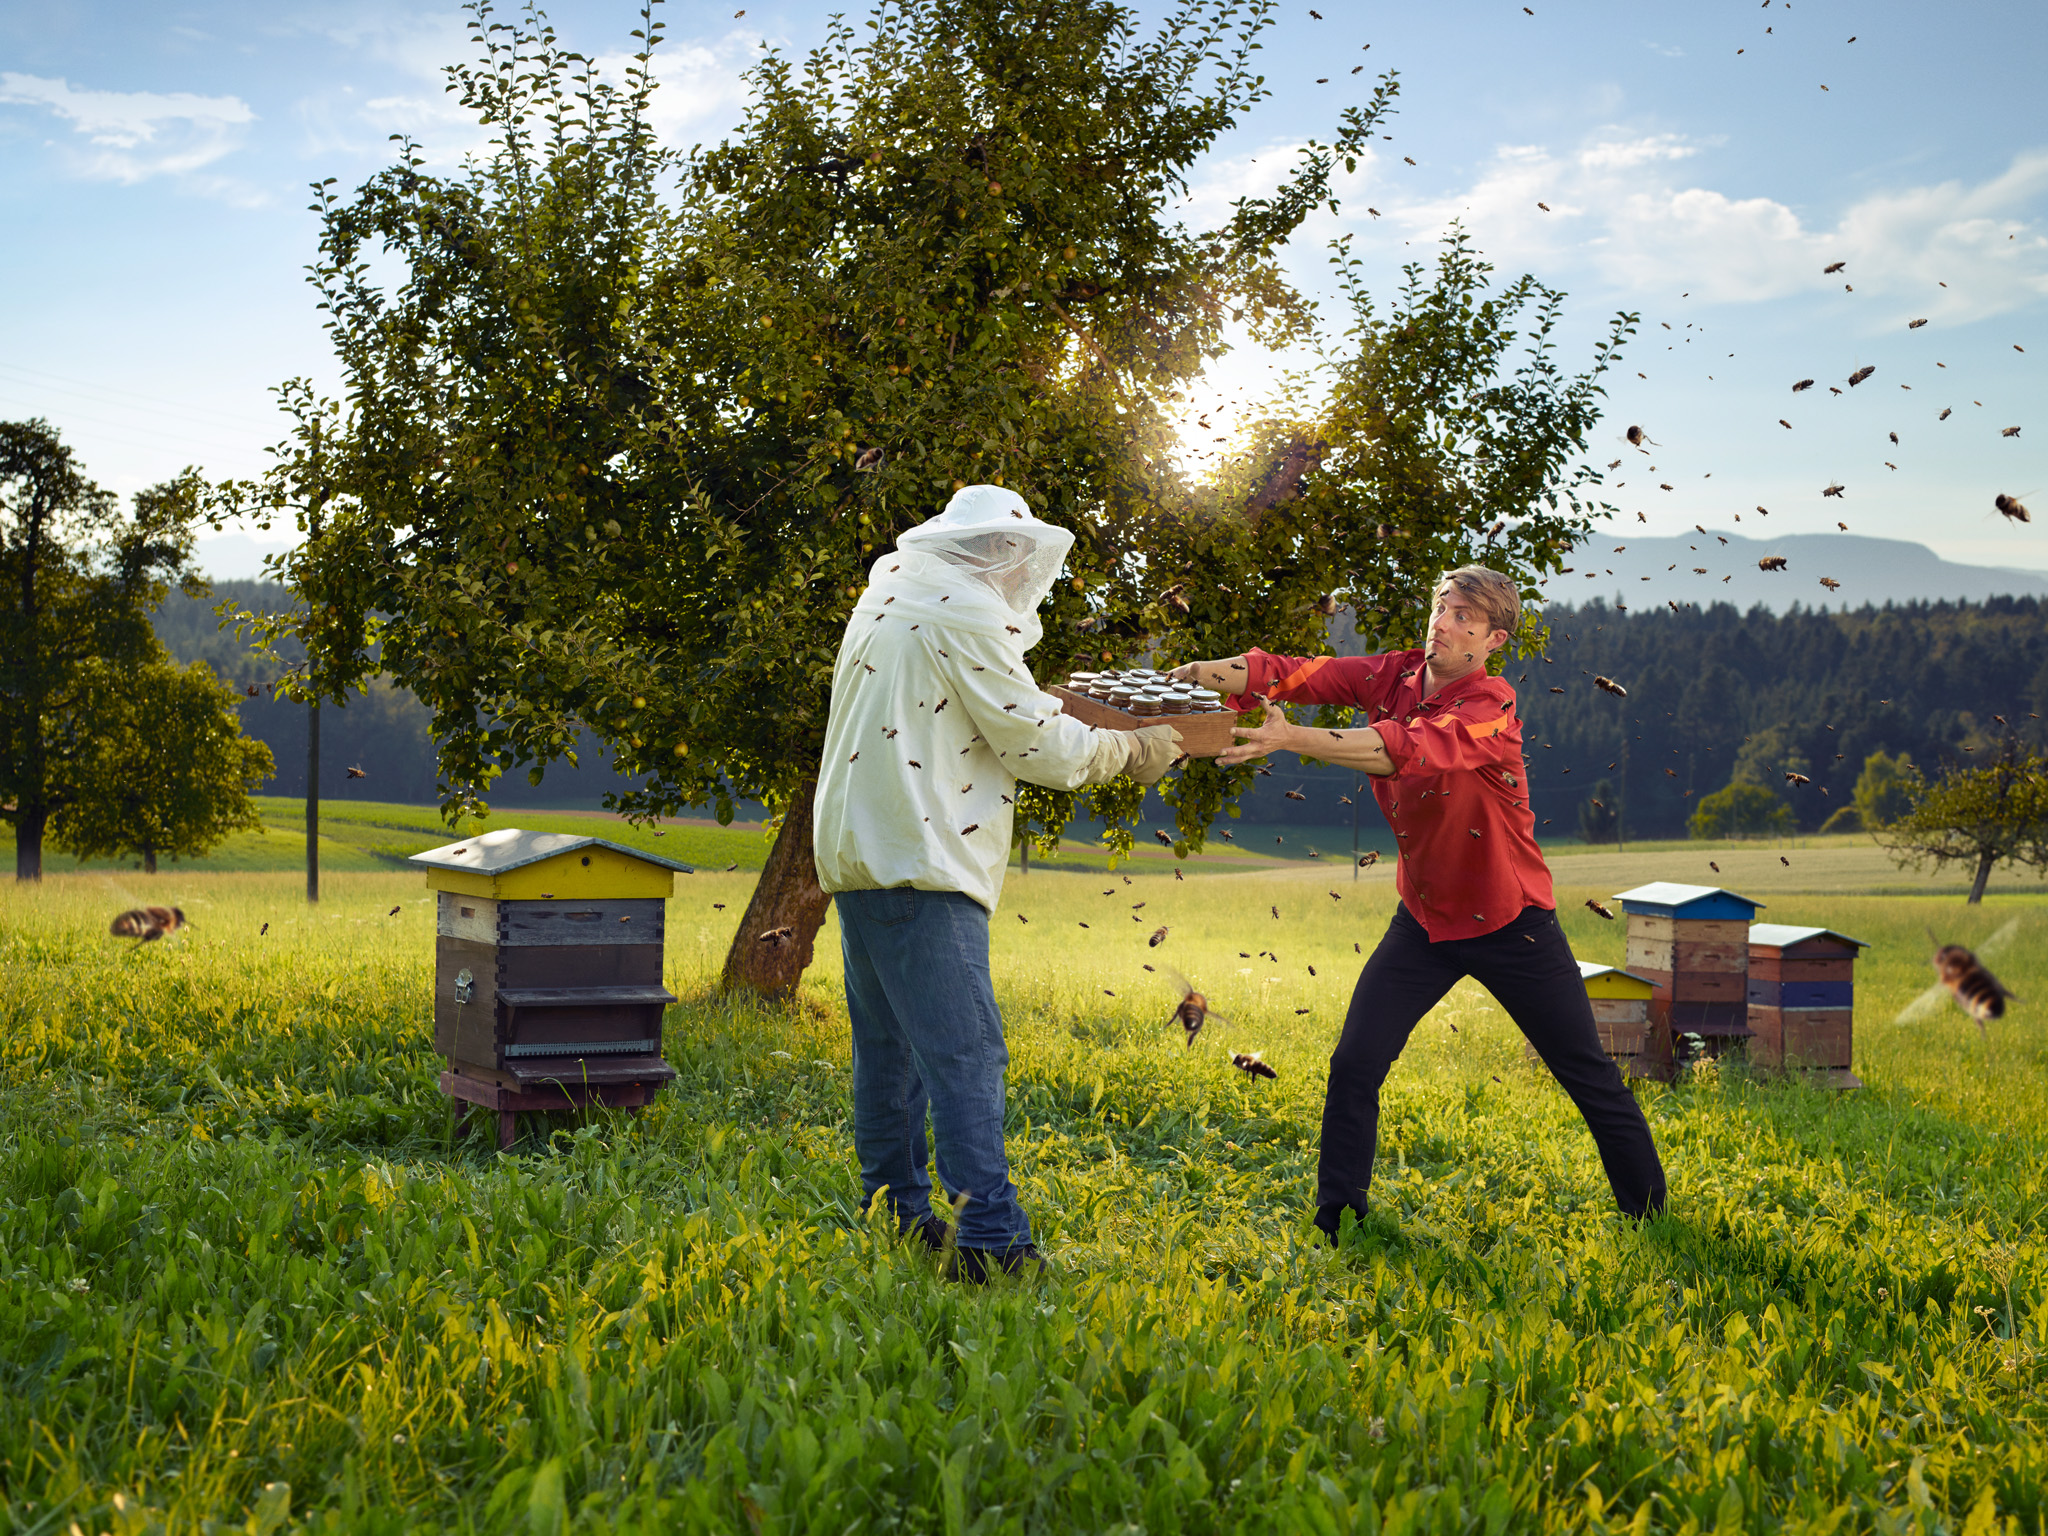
859,486,1073,654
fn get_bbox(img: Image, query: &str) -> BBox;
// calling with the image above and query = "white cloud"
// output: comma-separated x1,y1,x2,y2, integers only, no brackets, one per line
1340,132,2048,323
0,71,255,186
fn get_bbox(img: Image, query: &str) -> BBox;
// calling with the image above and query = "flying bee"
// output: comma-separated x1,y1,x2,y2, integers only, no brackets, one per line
1625,425,1654,447
1823,482,1846,498
1940,408,1953,421
2003,426,2022,438
1785,771,1811,786
1158,965,1227,1047
1820,577,1841,591
1311,594,1338,616
1357,851,1379,869
1932,943,2016,1035
1584,898,1615,920
110,906,187,943
1229,1051,1277,1080
1824,260,1846,274
1792,379,1815,392
1995,493,2031,524
345,764,367,779
1284,788,1307,801
1759,557,1788,571
1593,675,1627,697
1908,318,1928,329
1848,366,1875,388
853,445,884,472
1148,926,1170,947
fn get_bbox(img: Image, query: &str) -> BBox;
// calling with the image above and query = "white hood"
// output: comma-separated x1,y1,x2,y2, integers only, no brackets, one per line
857,485,1074,655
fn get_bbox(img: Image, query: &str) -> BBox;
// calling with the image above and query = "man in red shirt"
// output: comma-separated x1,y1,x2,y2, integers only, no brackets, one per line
1174,565,1667,1240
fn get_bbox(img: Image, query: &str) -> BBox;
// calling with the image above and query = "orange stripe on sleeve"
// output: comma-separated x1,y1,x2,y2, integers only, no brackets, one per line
1270,655,1334,699
1460,712,1515,741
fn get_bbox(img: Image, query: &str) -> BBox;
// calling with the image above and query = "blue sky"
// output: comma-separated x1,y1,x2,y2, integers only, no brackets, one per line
3,0,2044,590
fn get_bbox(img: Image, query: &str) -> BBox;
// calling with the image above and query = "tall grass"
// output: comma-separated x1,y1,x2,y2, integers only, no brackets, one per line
2,865,2043,1533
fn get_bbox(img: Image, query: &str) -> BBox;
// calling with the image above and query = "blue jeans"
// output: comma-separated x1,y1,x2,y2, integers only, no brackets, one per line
835,887,1033,1251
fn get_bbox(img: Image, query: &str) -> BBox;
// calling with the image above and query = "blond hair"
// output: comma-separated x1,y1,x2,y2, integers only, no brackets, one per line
1433,565,1523,642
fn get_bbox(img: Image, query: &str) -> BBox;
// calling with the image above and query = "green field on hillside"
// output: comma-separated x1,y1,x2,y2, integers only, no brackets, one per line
2,853,2043,1533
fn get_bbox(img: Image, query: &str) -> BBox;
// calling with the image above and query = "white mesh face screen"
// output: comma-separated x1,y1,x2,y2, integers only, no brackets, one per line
927,530,1067,615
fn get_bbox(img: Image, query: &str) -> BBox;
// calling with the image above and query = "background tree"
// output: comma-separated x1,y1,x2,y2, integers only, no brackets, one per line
1689,781,1792,840
274,0,1396,996
1578,778,1619,845
1079,230,1636,855
215,380,356,904
1853,748,1916,829
1,419,203,880
49,657,273,872
1874,737,2048,903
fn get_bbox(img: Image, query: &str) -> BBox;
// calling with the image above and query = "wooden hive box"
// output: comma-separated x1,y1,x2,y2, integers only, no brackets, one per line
1746,923,1867,1089
409,829,694,1144
1614,882,1767,1078
1528,962,1659,1078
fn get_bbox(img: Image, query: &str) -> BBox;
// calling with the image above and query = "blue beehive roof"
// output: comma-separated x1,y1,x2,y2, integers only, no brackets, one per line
1612,882,1765,920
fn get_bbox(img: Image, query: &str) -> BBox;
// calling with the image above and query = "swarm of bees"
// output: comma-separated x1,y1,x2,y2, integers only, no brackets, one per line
1932,942,2016,1035
110,906,188,943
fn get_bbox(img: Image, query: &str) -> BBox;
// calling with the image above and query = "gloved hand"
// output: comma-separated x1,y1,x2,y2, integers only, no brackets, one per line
1126,724,1184,785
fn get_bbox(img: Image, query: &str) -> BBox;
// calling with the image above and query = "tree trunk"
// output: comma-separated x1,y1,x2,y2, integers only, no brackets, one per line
306,700,320,905
143,844,158,875
14,803,45,882
1968,846,1997,904
720,776,831,1001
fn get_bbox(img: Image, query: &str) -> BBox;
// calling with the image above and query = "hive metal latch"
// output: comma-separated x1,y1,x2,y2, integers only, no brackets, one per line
454,968,475,1004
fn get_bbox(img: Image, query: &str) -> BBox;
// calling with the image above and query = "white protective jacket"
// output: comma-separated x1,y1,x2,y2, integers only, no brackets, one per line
813,486,1140,912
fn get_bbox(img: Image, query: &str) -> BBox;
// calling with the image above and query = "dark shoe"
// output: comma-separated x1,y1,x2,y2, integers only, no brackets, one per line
948,1243,1046,1283
1315,1201,1371,1247
909,1215,949,1252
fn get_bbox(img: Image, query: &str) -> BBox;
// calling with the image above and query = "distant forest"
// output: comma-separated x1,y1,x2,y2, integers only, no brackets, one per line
1507,597,2048,839
150,582,643,811
152,584,2047,839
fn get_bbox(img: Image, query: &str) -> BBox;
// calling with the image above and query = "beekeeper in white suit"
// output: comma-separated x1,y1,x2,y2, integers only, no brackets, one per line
815,484,1180,1281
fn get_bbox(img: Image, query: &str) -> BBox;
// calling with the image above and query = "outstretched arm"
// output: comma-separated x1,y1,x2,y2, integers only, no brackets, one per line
1218,709,1395,776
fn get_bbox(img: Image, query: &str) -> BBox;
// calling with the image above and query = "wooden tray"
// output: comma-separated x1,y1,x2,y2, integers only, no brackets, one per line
1047,686,1243,758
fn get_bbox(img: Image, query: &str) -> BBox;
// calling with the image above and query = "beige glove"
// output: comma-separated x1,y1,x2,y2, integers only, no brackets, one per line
1126,724,1184,786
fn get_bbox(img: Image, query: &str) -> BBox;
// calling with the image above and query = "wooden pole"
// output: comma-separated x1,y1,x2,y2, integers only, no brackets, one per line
306,700,320,904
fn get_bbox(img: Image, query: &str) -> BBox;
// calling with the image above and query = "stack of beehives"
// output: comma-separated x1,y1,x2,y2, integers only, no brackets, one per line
1614,883,1766,1078
1746,924,1867,1089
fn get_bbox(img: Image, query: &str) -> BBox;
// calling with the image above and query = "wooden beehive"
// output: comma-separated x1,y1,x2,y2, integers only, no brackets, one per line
409,829,693,1147
1746,923,1867,1089
1530,961,1659,1076
1580,961,1658,1076
1614,882,1766,1078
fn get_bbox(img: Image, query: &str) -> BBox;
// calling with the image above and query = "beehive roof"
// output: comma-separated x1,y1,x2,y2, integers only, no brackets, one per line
1747,923,1869,951
408,827,695,877
1577,961,1657,986
1613,881,1765,918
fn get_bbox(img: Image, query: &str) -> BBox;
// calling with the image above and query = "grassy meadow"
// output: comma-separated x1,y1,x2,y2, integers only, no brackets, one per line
2,845,2045,1533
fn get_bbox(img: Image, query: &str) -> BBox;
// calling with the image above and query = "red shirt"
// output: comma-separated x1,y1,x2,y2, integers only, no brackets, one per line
1235,647,1554,941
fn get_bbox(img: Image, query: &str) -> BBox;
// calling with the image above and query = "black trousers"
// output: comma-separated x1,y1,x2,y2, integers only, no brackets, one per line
1317,903,1668,1225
